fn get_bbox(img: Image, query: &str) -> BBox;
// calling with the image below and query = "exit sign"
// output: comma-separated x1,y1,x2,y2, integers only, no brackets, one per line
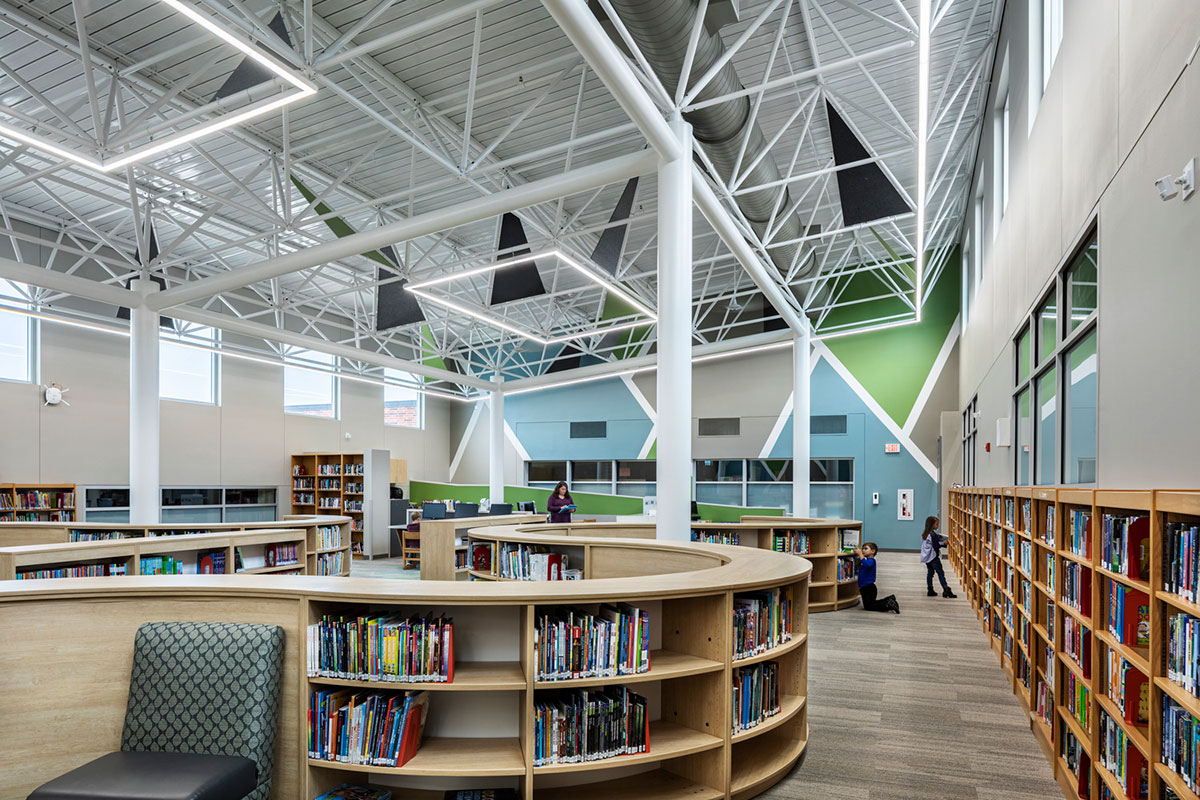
884,443,900,453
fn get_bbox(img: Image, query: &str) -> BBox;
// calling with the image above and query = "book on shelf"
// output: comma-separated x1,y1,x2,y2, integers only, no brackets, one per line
198,550,226,574
1106,582,1150,648
316,525,343,550
1061,724,1091,799
308,689,429,767
534,604,649,681
1066,668,1091,730
314,785,392,800
317,551,345,576
1045,506,1056,546
1100,514,1150,580
1063,561,1092,616
732,660,780,733
443,791,517,800
1168,612,1200,697
1034,677,1052,727
1069,509,1092,558
1162,697,1200,793
835,558,857,582
1165,521,1200,604
733,586,794,659
771,530,809,554
533,686,648,766
1021,499,1032,535
1105,650,1149,727
308,614,454,683
17,561,127,579
264,543,300,568
1098,710,1147,798
68,530,123,542
477,541,576,581
691,530,741,546
140,555,182,575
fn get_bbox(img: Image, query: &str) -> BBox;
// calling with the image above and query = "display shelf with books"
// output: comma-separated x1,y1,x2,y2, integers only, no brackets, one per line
293,451,389,559
738,516,863,612
948,487,1200,800
0,483,77,522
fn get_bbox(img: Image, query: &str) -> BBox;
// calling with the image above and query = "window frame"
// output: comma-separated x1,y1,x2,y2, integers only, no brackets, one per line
1012,223,1099,485
159,324,219,405
383,369,424,429
283,349,340,419
0,281,36,385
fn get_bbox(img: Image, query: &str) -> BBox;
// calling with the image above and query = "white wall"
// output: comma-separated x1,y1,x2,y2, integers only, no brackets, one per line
0,321,452,498
959,0,1200,486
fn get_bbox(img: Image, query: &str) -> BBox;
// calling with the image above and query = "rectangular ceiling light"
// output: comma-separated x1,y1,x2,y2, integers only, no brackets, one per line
914,0,931,321
0,0,315,172
405,248,657,346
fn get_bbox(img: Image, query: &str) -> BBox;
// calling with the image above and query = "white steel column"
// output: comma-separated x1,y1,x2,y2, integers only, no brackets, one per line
655,116,693,541
791,326,810,517
489,379,505,503
129,279,161,524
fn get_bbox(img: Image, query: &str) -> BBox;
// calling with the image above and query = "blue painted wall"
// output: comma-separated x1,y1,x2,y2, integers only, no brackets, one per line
505,376,651,460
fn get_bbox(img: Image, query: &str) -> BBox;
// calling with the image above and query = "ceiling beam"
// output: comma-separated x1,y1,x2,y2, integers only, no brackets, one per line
0,255,133,307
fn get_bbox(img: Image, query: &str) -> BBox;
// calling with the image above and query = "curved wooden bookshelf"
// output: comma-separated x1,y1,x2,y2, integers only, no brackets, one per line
0,529,811,800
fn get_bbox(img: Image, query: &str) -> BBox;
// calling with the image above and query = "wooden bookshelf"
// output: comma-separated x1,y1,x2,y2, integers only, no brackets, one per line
948,486,1200,800
293,451,388,560
0,514,352,577
0,483,76,523
420,513,551,581
739,516,864,613
0,527,811,800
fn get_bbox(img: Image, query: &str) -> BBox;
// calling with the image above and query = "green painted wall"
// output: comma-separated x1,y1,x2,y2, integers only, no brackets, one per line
820,249,961,426
410,481,784,520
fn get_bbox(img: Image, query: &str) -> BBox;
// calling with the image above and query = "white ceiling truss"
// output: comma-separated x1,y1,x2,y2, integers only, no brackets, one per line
0,0,1001,399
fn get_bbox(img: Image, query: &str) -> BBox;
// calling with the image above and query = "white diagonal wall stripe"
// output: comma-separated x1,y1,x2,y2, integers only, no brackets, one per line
902,313,961,437
812,339,938,480
504,419,531,462
448,400,484,480
621,374,659,460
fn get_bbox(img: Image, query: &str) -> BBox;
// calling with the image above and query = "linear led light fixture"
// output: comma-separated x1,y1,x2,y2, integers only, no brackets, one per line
0,0,315,172
914,0,931,322
0,302,475,403
405,248,657,346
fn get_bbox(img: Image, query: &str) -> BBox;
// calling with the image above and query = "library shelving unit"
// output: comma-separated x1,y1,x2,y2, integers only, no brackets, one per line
292,450,389,559
948,486,1200,800
419,513,551,581
0,483,76,522
0,514,352,577
738,516,864,613
0,526,811,800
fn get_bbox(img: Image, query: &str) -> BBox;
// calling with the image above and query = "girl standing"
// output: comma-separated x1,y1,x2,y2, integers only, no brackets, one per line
921,515,956,598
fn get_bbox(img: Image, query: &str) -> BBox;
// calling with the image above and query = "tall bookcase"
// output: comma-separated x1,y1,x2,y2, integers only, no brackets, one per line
949,486,1200,800
0,483,76,522
291,450,389,559
738,516,864,612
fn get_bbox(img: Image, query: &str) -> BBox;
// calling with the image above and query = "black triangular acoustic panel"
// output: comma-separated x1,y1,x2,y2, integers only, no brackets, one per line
213,13,293,100
489,213,546,306
545,344,585,374
590,177,638,275
825,101,911,226
375,246,426,331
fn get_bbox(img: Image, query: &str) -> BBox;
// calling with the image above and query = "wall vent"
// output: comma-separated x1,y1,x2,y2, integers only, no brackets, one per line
812,415,848,435
570,421,607,439
698,417,740,437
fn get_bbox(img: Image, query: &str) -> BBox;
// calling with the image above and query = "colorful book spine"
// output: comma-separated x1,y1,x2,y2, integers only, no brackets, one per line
17,562,128,579
836,557,857,582
1162,697,1200,792
1063,614,1091,679
1063,561,1091,615
731,660,781,733
1069,510,1092,558
533,687,648,766
1065,669,1091,732
307,614,454,683
732,586,793,659
139,555,182,575
293,492,315,506
1045,506,1056,547
1106,582,1150,647
316,525,342,550
534,604,650,680
1165,521,1200,604
308,689,429,766
317,551,345,576
770,530,809,554
691,530,741,546
1098,710,1147,796
1100,514,1150,581
1168,613,1200,697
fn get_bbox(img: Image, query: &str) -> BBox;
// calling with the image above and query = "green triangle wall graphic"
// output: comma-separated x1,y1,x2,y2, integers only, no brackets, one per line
819,248,961,427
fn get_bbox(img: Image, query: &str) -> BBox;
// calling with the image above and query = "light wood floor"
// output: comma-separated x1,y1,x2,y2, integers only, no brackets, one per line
761,551,1060,800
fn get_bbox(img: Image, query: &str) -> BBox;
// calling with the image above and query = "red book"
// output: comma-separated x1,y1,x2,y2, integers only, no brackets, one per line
1124,668,1149,727
397,692,431,766
1125,745,1146,799
1123,589,1150,647
1126,517,1150,580
1079,569,1092,617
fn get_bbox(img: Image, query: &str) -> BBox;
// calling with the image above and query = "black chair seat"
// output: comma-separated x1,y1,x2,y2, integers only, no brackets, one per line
28,751,257,800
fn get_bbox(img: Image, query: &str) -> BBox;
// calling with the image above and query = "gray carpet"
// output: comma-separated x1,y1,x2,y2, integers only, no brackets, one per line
760,551,1060,800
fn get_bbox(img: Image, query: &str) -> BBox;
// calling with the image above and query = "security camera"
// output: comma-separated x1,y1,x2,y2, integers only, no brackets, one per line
1156,175,1179,201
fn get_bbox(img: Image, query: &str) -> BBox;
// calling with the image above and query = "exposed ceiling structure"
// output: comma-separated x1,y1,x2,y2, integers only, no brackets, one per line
0,0,1001,400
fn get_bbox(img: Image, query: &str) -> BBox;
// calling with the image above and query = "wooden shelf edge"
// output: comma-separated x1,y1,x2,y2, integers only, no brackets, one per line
731,694,806,742
732,632,807,667
535,649,724,688
533,721,722,774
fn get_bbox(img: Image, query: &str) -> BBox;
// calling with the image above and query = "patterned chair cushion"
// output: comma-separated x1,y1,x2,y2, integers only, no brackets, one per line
120,622,285,800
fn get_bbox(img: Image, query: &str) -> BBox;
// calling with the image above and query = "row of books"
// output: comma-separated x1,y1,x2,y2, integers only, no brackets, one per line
1066,668,1091,732
1100,514,1150,581
1,510,74,521
318,464,343,475
293,478,315,489
532,687,649,766
140,555,182,575
1165,521,1200,604
317,551,345,576
1061,727,1090,799
294,493,316,506
1163,697,1200,792
534,605,650,681
6,490,75,510
316,525,343,550
307,614,454,683
1045,506,1056,546
733,587,794,660
691,530,741,546
316,788,518,800
345,482,363,494
319,499,341,510
308,689,429,767
1068,509,1092,559
319,479,341,490
198,550,227,574
769,530,809,554
835,558,857,582
1021,499,1032,536
1097,710,1147,798
1034,677,1052,727
1104,650,1149,726
838,528,860,552
265,543,300,567
732,661,780,733
17,561,127,579
346,463,365,475
344,500,363,512
1018,540,1032,575
1106,583,1149,647
1168,612,1200,697
473,542,581,581
1045,552,1056,594
1063,561,1092,615
68,530,124,541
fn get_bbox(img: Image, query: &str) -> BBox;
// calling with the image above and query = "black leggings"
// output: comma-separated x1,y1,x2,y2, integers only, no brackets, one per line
860,583,895,612
927,556,950,591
